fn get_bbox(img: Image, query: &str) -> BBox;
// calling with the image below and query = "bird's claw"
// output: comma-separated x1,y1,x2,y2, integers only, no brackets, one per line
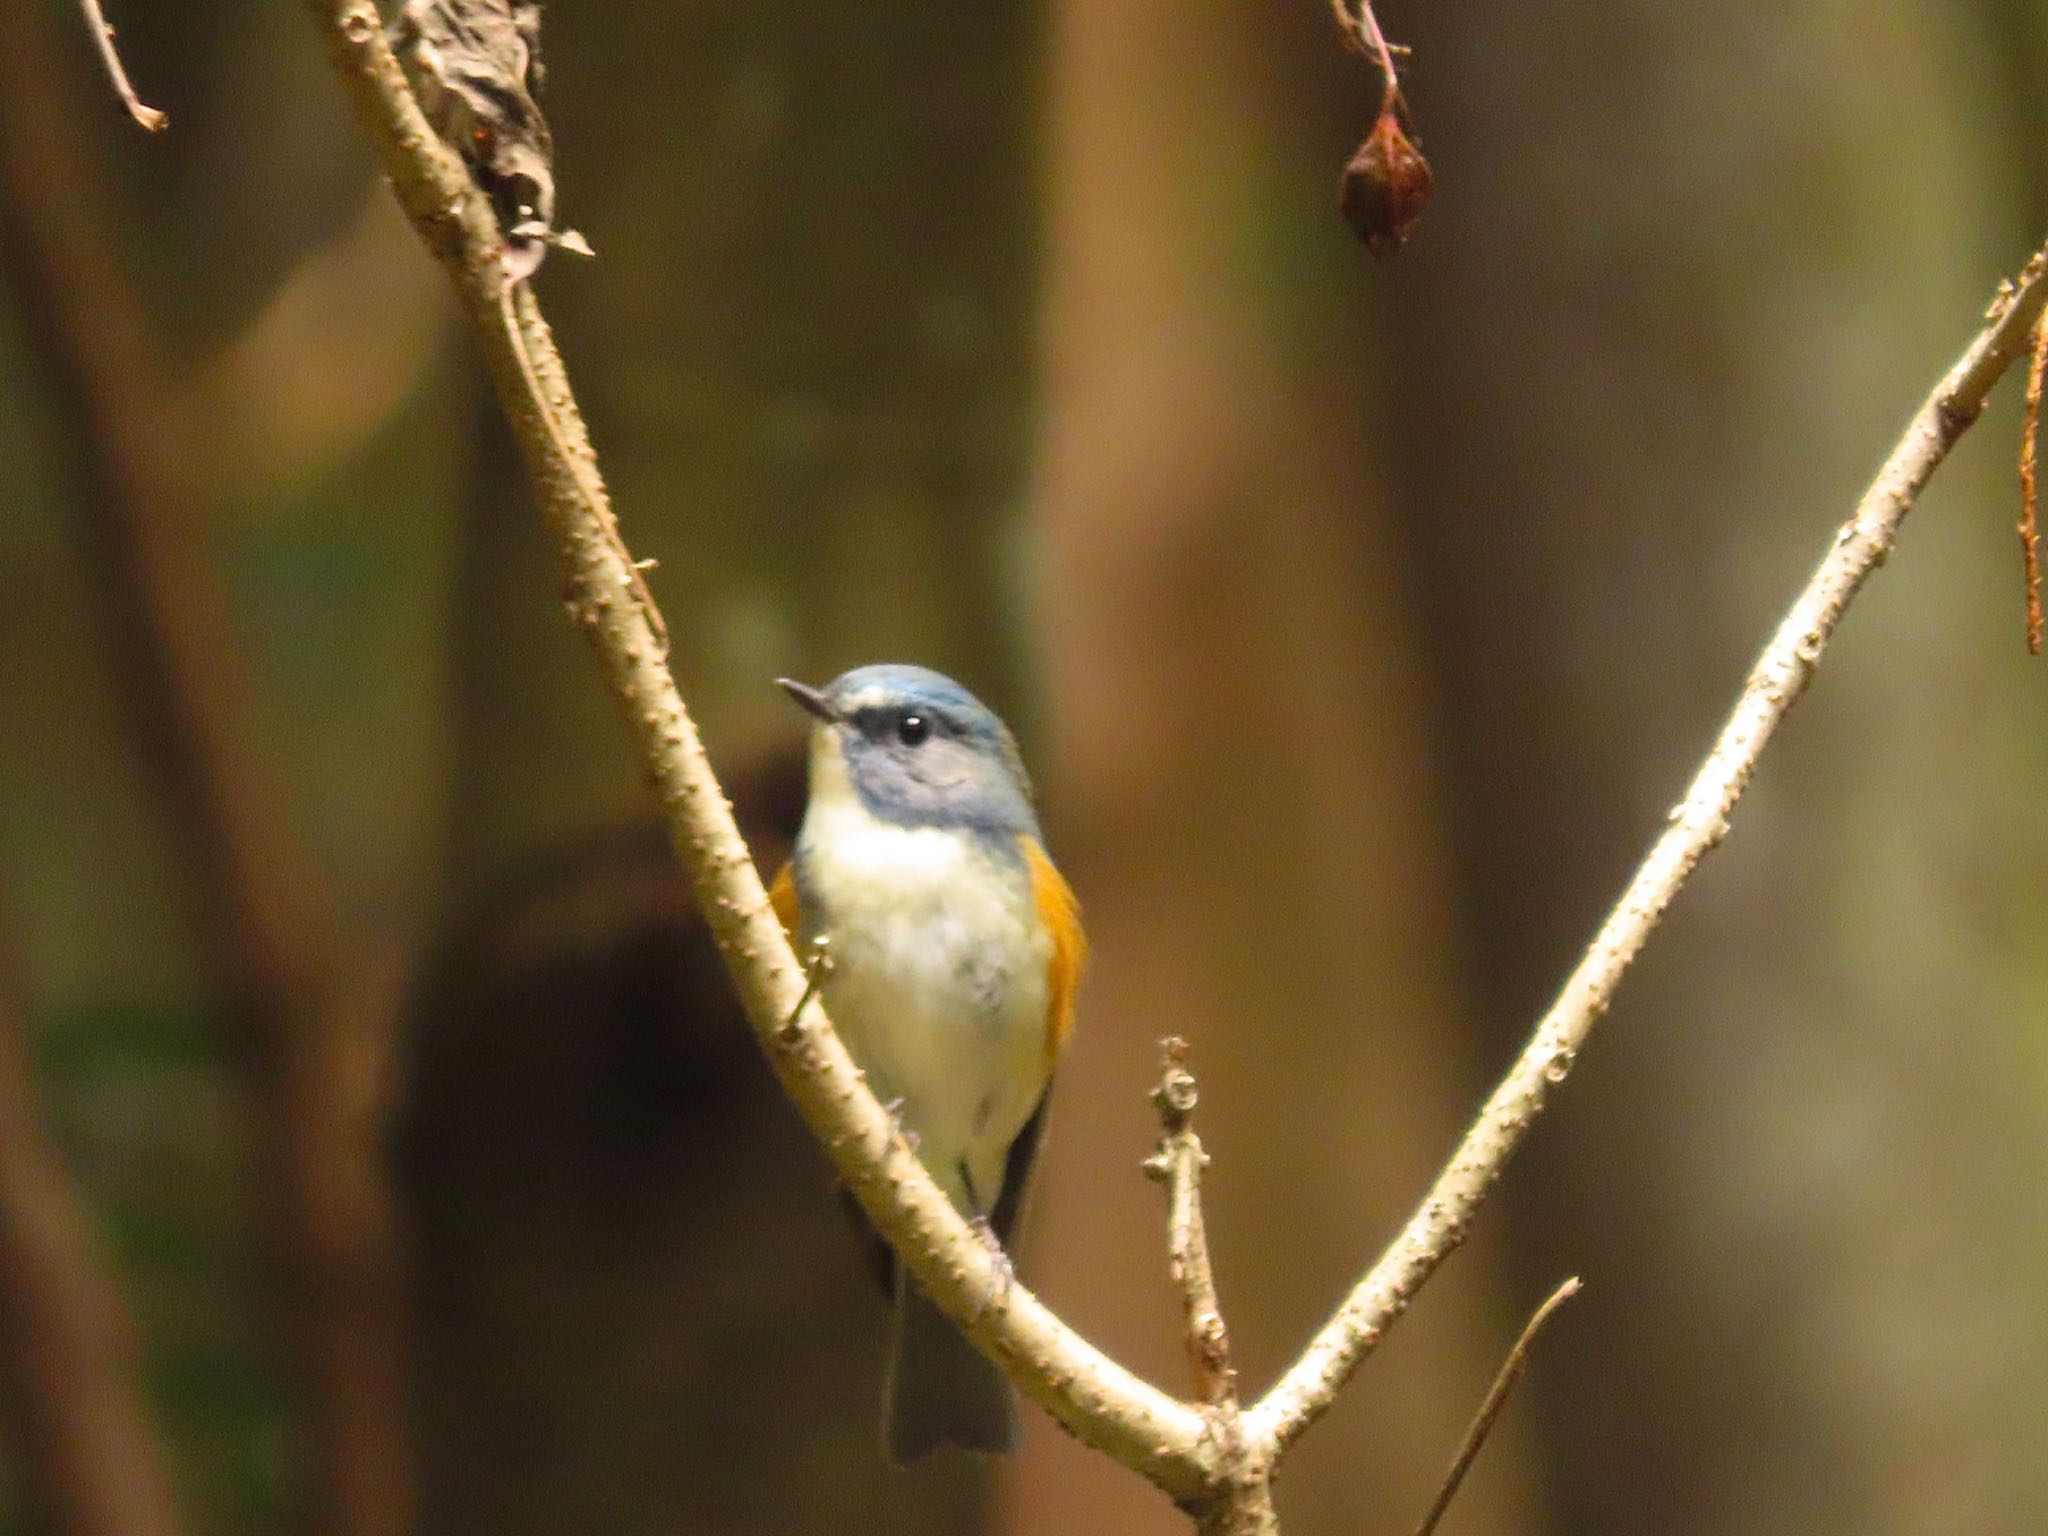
782,935,835,1033
880,1096,919,1155
966,1214,1014,1320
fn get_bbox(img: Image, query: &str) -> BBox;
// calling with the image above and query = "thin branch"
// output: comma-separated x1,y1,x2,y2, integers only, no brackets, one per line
1410,1277,1579,1536
303,0,1213,1499
1144,1043,1277,1535
2020,312,2045,655
1244,239,2048,1456
1326,0,1365,53
0,919,186,1536
1327,0,1408,115
1144,1039,1237,1410
76,0,165,132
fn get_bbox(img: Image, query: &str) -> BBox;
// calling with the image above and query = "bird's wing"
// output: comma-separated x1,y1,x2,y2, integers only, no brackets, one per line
1022,837,1086,1067
985,841,1086,1249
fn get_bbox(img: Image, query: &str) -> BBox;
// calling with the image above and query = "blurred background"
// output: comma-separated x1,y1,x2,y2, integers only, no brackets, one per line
2,1,2048,1534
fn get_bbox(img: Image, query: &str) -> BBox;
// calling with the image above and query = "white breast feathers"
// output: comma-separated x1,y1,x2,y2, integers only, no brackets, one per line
798,786,1053,1218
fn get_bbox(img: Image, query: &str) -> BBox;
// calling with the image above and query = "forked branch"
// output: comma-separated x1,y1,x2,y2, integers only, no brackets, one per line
300,0,2048,1521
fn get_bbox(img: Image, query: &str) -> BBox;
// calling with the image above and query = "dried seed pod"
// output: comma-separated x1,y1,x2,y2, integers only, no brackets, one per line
1339,108,1432,255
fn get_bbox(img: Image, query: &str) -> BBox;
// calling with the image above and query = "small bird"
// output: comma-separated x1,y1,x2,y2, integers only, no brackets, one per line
769,664,1085,1463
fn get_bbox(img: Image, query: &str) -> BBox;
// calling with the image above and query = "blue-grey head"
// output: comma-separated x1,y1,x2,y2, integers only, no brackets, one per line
778,664,1038,840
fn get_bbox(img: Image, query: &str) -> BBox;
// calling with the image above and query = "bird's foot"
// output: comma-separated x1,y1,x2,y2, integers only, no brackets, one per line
782,935,835,1034
966,1214,1014,1320
879,1096,920,1155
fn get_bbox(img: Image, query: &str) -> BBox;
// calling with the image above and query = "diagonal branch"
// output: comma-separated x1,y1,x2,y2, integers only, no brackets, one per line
1244,240,2048,1455
303,0,1213,1499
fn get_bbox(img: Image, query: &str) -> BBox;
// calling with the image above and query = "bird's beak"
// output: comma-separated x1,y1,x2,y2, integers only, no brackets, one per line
776,677,838,723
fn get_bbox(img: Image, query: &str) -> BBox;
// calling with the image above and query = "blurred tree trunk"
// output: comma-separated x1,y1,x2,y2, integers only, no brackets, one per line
0,923,184,1536
406,1,1041,1532
1002,3,1545,1534
0,10,442,1536
1384,3,2048,1533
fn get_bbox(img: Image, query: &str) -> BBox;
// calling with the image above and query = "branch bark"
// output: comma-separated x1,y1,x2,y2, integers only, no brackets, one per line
1242,243,2048,1455
304,0,1213,1501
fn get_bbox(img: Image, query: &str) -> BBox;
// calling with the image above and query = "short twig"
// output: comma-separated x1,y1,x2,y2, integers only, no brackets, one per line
2020,312,2046,654
1411,1277,1580,1536
77,0,166,132
1327,0,1407,115
1143,1038,1236,1409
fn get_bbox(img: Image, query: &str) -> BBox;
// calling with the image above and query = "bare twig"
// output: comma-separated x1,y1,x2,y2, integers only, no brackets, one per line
1411,1277,1579,1536
1145,1042,1276,1536
1327,0,1407,114
1244,241,2048,1456
0,921,186,1536
2020,312,2045,654
75,0,165,132
303,0,1212,1498
1144,1039,1237,1410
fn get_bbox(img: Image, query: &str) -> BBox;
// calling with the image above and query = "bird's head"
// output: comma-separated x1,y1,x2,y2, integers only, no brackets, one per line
778,665,1036,838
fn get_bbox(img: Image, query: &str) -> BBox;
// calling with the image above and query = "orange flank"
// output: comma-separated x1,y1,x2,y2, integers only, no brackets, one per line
769,861,800,934
1023,839,1087,1067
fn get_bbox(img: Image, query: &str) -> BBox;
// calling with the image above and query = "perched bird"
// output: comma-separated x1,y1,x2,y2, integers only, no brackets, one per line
769,664,1085,1463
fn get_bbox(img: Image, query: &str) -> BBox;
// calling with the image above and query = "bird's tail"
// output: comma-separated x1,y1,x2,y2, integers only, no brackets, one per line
884,1277,1019,1463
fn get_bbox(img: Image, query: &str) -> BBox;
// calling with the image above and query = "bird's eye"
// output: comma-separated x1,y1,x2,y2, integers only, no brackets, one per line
897,714,930,747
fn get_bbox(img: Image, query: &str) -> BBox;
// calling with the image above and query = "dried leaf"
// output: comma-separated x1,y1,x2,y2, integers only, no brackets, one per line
395,0,588,278
1340,109,1433,255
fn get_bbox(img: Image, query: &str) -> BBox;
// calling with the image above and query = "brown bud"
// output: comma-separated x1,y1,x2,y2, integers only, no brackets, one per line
1339,109,1432,254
